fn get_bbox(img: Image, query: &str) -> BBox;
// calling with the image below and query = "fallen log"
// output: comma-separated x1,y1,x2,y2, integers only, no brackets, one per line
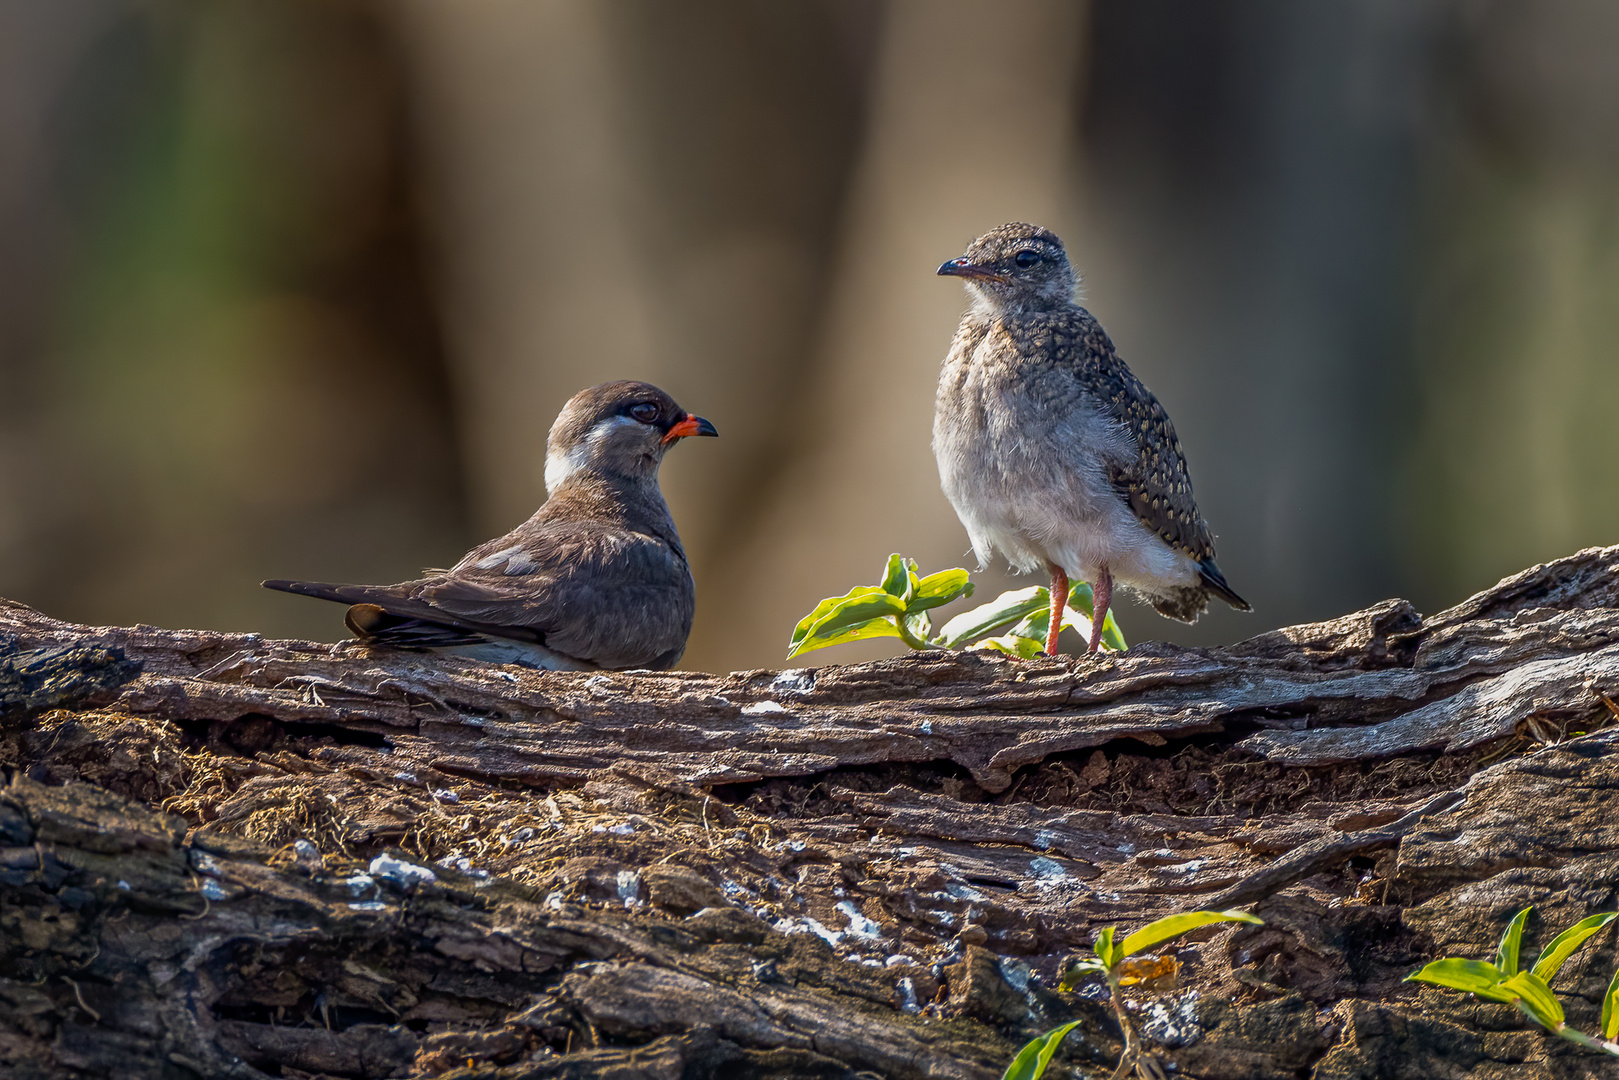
2,546,1618,1078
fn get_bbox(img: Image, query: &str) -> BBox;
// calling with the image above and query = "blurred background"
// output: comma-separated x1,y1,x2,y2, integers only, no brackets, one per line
2,0,1616,672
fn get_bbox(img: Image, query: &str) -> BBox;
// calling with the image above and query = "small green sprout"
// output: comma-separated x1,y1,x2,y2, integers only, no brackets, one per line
1406,906,1619,1056
1003,909,1262,1080
1001,1019,1086,1080
788,553,1125,660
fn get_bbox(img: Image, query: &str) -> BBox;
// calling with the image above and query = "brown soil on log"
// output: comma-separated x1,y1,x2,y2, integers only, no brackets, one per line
3,546,1619,1078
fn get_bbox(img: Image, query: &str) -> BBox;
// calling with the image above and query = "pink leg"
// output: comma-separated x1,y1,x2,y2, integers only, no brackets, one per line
1086,566,1113,655
1045,563,1068,656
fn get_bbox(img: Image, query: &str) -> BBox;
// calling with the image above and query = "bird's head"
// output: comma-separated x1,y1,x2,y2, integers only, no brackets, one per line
544,381,717,494
937,222,1076,314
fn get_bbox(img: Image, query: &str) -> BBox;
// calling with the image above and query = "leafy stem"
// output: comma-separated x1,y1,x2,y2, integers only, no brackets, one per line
1103,963,1143,1080
894,616,930,651
1407,906,1619,1057
1001,909,1261,1080
787,553,1126,661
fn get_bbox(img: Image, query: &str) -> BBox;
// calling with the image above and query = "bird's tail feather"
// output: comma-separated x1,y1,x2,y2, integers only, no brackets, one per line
262,578,545,648
1197,559,1251,612
262,579,369,605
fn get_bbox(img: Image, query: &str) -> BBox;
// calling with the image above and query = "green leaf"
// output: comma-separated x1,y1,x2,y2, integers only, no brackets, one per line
1602,965,1619,1040
786,587,907,658
1008,609,1052,640
1593,965,1619,1042
1532,912,1619,983
1097,607,1127,652
789,586,878,649
879,554,913,600
790,617,904,657
1058,958,1109,992
800,592,905,637
972,634,1047,659
936,586,1049,647
1000,1020,1084,1080
1497,906,1533,977
1093,925,1123,970
1066,582,1127,651
906,568,973,614
1502,970,1565,1031
1120,910,1263,958
1405,958,1517,1003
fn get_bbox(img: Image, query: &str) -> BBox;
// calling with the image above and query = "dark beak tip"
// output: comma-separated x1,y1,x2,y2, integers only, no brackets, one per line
695,416,718,437
936,259,961,277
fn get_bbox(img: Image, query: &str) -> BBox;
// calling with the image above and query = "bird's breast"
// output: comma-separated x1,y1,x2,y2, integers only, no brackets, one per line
933,317,1150,571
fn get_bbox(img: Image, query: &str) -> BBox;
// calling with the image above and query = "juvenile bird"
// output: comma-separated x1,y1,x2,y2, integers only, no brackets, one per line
933,223,1249,655
264,381,717,670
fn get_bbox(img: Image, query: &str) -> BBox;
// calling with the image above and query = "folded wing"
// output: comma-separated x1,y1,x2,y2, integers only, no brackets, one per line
263,518,695,670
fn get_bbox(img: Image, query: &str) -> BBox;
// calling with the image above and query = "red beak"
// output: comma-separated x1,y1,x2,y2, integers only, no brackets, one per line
661,413,719,444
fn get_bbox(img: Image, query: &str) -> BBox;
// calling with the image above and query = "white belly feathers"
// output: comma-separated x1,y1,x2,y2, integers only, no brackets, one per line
933,341,1199,598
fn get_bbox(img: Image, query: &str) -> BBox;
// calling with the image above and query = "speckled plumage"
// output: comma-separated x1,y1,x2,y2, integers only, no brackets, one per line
934,223,1248,649
265,381,717,670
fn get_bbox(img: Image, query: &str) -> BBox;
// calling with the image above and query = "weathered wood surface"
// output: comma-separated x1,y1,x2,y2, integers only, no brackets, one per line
3,546,1617,792
0,776,1019,1080
2,545,1619,1079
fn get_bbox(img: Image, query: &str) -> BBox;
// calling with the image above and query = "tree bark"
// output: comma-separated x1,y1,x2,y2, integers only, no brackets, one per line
3,545,1619,1078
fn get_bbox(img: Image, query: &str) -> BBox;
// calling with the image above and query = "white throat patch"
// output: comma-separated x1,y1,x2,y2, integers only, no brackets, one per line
544,415,641,494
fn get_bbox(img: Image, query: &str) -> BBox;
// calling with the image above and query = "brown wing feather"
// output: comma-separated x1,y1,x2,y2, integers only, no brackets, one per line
1035,308,1216,560
267,470,698,670
413,519,693,670
264,520,694,670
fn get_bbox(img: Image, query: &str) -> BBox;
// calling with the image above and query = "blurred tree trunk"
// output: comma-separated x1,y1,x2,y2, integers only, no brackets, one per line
1403,2,1619,609
5,0,1618,683
0,0,468,642
1070,0,1441,643
388,0,872,673
705,0,1090,667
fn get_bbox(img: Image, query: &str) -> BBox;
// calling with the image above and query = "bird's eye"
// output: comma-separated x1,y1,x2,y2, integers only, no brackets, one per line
1014,249,1042,269
629,403,659,424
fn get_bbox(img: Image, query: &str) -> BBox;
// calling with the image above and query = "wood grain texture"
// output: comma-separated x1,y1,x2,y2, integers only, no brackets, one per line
4,546,1619,1078
5,546,1617,790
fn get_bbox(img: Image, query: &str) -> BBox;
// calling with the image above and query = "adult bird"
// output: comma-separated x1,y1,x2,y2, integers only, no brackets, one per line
932,223,1249,655
264,381,717,670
